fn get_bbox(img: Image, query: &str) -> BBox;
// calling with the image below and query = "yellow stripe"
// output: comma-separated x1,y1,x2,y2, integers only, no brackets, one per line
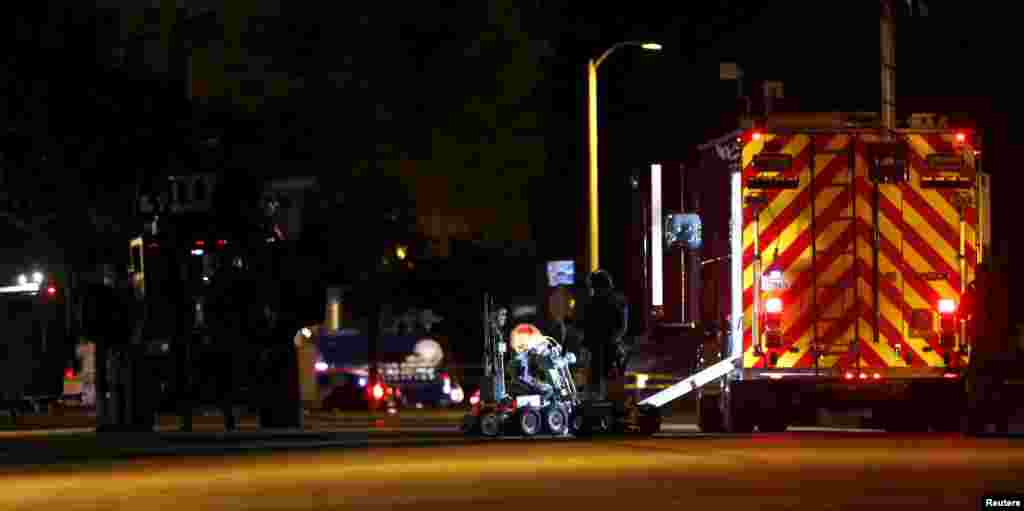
744,195,855,367
906,135,978,257
742,135,842,257
853,234,945,367
742,186,846,320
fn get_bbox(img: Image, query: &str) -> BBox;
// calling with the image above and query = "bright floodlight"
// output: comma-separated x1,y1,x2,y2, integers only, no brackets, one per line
641,42,663,51
17,274,27,285
32,272,44,284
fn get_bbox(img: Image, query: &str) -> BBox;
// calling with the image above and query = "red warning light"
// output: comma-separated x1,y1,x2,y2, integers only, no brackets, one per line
47,286,57,296
195,240,206,247
64,368,75,380
751,131,763,141
216,239,227,247
955,132,966,143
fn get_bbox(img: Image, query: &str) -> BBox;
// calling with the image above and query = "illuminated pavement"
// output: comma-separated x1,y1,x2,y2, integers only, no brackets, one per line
1,431,1022,510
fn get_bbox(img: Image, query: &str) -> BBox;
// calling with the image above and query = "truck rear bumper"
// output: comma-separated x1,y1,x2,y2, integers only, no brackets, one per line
733,376,964,412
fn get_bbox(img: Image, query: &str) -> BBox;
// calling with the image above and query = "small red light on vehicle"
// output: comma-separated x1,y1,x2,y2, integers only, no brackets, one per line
195,240,205,247
752,131,762,141
47,286,57,296
64,368,75,380
955,132,966,143
372,383,385,400
765,297,783,314
858,372,868,380
872,372,881,380
844,372,855,380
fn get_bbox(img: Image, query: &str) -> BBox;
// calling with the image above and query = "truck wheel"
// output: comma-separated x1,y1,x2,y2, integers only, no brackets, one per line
879,405,928,433
729,410,755,434
519,408,542,437
698,393,725,433
757,414,788,433
725,391,755,434
929,413,961,433
480,413,501,437
544,407,568,435
637,413,662,436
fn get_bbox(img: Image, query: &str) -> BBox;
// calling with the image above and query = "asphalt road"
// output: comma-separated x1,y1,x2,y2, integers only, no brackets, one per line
2,429,1022,510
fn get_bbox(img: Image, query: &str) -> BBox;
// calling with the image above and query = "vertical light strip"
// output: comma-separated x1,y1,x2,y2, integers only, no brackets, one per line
730,170,743,363
651,164,663,307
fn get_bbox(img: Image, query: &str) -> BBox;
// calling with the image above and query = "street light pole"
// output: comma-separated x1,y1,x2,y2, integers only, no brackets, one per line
586,41,662,274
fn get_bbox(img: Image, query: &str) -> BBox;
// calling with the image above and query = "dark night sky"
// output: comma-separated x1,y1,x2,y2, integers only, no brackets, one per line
536,1,1010,289
2,2,1012,290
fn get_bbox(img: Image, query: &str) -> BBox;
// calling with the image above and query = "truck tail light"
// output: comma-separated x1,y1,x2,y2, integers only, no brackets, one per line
938,299,956,314
764,297,783,334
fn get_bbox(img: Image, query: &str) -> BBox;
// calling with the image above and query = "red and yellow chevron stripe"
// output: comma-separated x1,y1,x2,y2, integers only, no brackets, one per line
740,133,978,371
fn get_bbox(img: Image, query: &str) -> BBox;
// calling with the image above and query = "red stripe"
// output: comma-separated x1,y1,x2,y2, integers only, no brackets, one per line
854,266,931,367
745,135,798,181
890,180,964,280
793,298,890,370
856,181,962,292
856,228,946,358
855,217,951,360
794,306,858,368
742,140,850,270
775,265,856,355
741,189,854,310
742,135,812,225
906,136,978,265
849,309,891,370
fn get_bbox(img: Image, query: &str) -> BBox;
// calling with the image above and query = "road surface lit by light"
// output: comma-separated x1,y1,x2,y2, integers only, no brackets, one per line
1,434,1023,510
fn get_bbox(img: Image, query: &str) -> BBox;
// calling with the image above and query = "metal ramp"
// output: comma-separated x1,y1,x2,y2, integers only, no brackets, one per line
638,354,742,408
810,136,859,372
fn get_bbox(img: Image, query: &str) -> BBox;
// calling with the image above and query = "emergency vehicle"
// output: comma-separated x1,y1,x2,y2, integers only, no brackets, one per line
0,273,69,414
626,111,988,433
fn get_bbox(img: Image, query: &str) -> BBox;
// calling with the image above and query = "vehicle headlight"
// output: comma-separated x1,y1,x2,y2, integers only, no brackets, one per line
449,385,464,404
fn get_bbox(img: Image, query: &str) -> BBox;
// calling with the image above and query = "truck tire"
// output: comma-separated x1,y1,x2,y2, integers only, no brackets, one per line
698,393,725,433
878,404,928,433
637,412,662,436
757,414,788,433
729,395,753,432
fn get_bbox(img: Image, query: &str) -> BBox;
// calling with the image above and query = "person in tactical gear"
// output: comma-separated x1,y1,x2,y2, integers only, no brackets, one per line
582,270,629,400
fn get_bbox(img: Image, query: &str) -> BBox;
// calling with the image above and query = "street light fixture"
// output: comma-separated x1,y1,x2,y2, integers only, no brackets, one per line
587,40,662,273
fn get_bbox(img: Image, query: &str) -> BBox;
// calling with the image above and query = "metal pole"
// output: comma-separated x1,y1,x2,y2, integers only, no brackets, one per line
587,59,600,273
880,0,896,135
752,207,760,356
877,0,895,352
